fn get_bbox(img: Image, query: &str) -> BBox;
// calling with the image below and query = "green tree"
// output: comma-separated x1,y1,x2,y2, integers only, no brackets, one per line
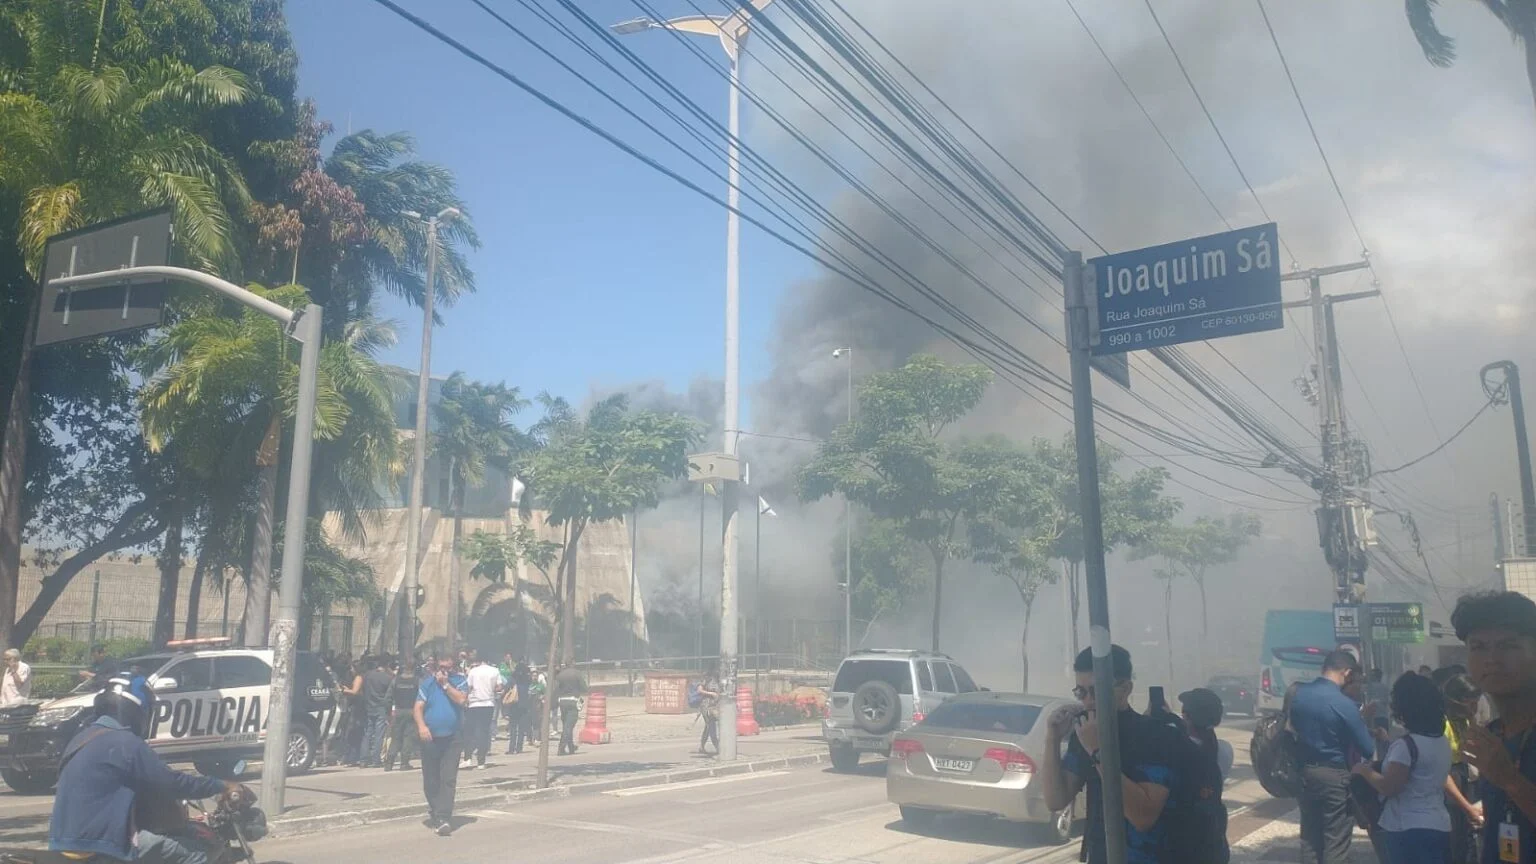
1032,437,1181,660
0,0,260,649
138,284,398,645
1134,512,1261,680
847,518,925,647
432,373,530,651
1406,0,1536,112
796,354,993,651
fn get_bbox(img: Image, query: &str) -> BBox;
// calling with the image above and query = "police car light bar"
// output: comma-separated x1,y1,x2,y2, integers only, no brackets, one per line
164,636,233,651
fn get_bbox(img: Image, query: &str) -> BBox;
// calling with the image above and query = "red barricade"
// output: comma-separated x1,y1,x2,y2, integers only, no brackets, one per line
735,685,759,736
579,690,611,744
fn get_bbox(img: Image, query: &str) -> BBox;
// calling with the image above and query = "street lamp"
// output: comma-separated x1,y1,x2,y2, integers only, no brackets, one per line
833,348,853,655
614,0,774,765
400,207,460,661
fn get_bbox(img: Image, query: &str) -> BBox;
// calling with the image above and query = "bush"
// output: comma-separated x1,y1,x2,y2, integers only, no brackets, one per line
21,636,151,665
754,694,822,728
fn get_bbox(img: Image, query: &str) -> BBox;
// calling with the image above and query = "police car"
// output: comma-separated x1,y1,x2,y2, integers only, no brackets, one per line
0,637,340,794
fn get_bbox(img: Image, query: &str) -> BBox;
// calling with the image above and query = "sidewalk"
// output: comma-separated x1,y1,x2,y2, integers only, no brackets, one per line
1231,807,1380,864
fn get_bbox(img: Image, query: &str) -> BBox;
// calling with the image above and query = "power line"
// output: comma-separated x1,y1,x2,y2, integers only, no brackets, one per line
1372,396,1497,477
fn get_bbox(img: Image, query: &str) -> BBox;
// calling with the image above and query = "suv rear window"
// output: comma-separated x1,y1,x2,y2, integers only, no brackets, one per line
923,701,1042,735
833,659,914,695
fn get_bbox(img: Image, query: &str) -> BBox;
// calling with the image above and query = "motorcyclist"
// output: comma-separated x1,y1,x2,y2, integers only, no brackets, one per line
49,675,246,863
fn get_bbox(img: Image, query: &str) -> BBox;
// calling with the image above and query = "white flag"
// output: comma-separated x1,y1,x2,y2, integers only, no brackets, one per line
510,476,526,505
759,496,776,517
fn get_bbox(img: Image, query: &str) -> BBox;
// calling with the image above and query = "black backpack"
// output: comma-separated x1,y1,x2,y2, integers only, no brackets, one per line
1147,711,1230,864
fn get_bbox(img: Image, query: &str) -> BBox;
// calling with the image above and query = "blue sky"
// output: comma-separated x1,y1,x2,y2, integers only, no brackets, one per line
287,0,807,412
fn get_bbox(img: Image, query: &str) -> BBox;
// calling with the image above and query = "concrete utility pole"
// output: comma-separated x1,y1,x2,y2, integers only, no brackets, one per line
613,0,776,763
833,347,854,654
1282,264,1378,597
400,207,460,661
1482,362,1536,555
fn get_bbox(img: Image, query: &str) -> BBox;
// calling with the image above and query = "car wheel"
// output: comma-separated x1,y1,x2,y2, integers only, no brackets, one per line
1030,802,1075,846
899,806,939,832
286,723,317,774
0,764,56,795
851,680,900,735
829,743,860,772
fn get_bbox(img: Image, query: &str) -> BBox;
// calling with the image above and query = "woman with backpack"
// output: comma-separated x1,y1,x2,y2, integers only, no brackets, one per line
1351,672,1453,864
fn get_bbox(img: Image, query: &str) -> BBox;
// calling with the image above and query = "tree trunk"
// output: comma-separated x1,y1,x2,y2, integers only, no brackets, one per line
560,523,584,666
153,504,185,648
243,414,281,646
1066,560,1081,660
536,572,564,789
0,282,39,655
12,498,163,645
1526,36,1536,117
929,546,946,653
186,547,210,639
1195,575,1209,685
446,476,463,654
1021,595,1035,693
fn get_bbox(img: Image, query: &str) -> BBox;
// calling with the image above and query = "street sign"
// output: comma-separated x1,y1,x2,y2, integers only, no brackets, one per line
1333,603,1361,642
1370,602,1425,644
1088,223,1282,355
1092,353,1130,389
37,208,172,346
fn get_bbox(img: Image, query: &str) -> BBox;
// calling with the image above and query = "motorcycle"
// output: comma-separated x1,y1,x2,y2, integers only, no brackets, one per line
0,763,267,864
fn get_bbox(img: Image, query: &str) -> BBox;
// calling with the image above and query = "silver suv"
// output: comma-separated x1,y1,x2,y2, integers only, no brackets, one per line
822,649,981,772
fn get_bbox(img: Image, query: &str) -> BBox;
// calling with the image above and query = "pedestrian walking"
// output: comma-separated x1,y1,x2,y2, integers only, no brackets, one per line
360,654,394,768
1291,649,1377,864
1039,645,1173,864
384,656,418,771
697,664,722,756
1352,672,1454,864
414,654,467,836
504,660,531,755
555,664,586,756
337,653,365,766
1451,591,1536,864
462,650,500,769
1,649,31,708
1438,672,1484,864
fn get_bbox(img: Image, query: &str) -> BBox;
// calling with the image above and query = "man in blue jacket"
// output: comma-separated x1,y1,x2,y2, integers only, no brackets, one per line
49,676,241,863
1290,649,1378,864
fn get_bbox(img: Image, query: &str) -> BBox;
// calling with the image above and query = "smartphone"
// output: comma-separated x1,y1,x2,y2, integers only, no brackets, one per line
1147,686,1169,715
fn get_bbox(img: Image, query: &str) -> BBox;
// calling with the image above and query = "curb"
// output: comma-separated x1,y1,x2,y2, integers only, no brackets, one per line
268,750,828,839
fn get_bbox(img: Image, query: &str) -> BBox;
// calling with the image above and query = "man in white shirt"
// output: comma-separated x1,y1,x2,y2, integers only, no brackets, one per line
2,649,31,708
461,651,501,769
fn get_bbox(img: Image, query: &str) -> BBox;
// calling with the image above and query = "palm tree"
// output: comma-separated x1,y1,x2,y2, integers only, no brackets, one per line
1406,0,1536,111
138,284,399,645
0,2,254,648
432,373,530,652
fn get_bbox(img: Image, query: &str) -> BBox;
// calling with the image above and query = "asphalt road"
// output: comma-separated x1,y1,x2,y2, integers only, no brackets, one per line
253,718,1280,864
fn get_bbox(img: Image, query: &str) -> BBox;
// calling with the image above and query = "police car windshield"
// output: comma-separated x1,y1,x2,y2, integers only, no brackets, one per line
69,654,173,694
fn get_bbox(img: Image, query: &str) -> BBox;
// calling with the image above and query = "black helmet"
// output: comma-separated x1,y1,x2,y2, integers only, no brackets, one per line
93,675,157,739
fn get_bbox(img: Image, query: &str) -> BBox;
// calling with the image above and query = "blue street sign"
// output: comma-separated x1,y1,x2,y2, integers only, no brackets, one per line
1088,223,1282,355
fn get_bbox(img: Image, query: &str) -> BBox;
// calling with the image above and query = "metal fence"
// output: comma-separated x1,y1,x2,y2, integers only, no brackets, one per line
43,614,359,654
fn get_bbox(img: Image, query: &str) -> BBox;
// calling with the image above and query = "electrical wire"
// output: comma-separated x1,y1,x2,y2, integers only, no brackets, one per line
1371,396,1497,477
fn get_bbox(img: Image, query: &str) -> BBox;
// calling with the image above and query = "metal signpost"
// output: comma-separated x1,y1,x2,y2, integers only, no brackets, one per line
1065,223,1281,864
41,213,323,815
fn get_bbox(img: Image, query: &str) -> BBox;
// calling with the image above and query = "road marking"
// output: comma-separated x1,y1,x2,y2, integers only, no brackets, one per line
605,770,789,797
469,809,707,844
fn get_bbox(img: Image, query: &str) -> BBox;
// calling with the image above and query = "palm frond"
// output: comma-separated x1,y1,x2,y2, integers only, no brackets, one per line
20,181,82,271
138,171,235,271
54,63,129,122
1406,0,1457,66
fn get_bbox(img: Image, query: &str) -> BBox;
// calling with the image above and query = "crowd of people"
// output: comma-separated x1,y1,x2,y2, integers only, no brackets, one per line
316,648,584,774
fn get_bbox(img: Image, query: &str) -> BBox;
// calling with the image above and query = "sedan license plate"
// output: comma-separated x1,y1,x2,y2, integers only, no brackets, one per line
934,757,974,773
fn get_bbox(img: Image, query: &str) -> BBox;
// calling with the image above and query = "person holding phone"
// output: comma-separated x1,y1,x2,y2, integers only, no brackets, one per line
1,648,30,708
414,656,467,836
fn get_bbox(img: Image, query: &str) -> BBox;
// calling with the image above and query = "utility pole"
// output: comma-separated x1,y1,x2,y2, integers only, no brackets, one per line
1482,362,1536,556
833,347,854,655
1493,493,1508,560
400,207,459,662
1282,263,1378,596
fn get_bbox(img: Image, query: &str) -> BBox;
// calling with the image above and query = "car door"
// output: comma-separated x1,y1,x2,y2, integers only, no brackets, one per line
950,664,980,695
147,656,216,756
912,660,943,720
211,655,272,748
924,661,958,717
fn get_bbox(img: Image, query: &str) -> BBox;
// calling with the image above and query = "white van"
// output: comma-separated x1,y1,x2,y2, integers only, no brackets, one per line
0,637,340,793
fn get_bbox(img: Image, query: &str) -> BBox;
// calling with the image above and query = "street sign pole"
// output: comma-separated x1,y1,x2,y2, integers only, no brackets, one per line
46,264,322,815
1065,250,1128,864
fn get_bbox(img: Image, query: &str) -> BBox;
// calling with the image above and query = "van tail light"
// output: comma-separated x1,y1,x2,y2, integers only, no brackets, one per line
984,747,1036,774
1261,667,1273,695
890,738,924,760
911,712,925,725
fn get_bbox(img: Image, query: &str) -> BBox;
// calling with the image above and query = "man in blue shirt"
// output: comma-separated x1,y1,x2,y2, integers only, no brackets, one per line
1452,591,1536,864
51,676,242,863
1040,645,1173,864
415,654,468,836
1290,649,1377,864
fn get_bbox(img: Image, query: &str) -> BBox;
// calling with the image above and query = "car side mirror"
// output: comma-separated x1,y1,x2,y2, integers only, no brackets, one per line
152,677,177,692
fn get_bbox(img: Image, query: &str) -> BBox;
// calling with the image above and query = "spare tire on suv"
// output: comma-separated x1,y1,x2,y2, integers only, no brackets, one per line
852,679,900,735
